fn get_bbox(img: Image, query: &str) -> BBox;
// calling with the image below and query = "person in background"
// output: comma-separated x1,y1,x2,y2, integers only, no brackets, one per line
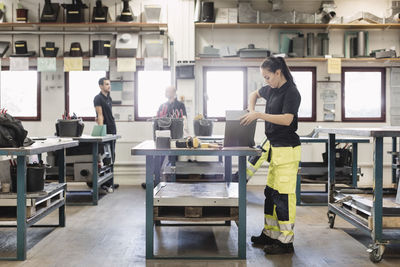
94,77,119,192
240,57,301,254
141,85,187,190
157,85,187,119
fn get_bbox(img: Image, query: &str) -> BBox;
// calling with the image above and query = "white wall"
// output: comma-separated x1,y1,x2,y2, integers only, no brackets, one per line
0,0,399,187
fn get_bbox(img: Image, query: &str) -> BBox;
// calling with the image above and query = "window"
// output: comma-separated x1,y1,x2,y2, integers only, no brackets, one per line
135,69,171,120
66,70,106,120
0,70,40,120
342,67,385,122
204,67,246,119
290,67,316,121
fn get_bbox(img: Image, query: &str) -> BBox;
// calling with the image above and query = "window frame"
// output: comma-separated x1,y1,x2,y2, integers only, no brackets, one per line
203,66,248,121
134,66,172,122
65,68,109,122
290,66,316,122
341,67,386,122
1,66,41,121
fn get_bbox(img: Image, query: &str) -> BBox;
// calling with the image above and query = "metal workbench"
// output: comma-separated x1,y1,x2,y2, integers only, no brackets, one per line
131,140,260,260
297,136,370,206
0,138,78,261
70,135,120,205
318,127,400,263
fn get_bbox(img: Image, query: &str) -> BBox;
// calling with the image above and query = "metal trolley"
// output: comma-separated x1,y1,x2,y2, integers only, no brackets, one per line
319,128,400,263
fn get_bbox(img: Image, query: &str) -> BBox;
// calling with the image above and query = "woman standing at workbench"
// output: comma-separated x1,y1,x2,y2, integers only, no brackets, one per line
240,56,301,254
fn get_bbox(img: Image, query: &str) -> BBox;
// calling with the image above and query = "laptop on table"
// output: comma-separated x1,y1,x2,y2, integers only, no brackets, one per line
223,110,257,147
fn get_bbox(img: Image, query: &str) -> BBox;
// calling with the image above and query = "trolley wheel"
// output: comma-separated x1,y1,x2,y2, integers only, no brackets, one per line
368,244,385,263
154,220,161,226
327,211,336,228
86,182,93,188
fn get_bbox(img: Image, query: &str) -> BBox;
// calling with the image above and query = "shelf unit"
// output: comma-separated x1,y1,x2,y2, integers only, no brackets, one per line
195,57,400,63
195,22,400,30
0,22,168,30
195,22,400,62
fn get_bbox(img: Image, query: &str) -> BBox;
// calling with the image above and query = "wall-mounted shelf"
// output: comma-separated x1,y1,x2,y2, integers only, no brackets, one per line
195,22,400,30
0,22,168,31
195,57,400,62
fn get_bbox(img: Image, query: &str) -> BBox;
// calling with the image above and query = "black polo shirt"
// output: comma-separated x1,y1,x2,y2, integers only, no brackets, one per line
157,98,187,118
258,82,301,146
93,92,116,134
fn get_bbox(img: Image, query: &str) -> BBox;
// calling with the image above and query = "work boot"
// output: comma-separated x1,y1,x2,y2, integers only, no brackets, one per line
251,231,276,246
263,241,294,254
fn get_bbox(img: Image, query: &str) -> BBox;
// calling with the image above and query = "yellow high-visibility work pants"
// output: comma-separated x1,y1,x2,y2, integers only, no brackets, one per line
263,143,301,244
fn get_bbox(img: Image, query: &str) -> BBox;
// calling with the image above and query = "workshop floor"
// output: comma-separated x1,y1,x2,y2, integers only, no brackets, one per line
1,185,400,267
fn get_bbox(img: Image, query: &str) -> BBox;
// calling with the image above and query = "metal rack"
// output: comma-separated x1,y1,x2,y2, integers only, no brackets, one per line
131,140,260,260
0,138,78,261
296,136,370,206
318,127,400,263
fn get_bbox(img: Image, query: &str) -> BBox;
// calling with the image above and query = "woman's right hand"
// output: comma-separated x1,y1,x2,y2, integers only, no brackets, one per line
240,111,259,126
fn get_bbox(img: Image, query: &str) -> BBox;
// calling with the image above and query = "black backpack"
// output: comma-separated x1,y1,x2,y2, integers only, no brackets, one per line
0,112,34,147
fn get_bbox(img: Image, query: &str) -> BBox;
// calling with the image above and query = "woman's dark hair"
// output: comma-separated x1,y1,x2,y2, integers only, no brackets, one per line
260,57,295,86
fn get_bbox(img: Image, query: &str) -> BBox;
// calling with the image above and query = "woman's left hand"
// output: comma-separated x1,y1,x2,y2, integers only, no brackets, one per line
240,111,259,125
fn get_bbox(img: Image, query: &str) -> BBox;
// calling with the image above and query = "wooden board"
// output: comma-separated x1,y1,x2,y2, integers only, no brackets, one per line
368,216,400,230
0,191,64,220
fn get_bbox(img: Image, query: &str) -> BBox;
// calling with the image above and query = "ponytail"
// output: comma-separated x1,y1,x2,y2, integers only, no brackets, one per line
260,56,296,86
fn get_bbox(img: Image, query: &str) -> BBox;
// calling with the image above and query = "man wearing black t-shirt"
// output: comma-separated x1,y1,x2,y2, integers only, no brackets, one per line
94,77,119,192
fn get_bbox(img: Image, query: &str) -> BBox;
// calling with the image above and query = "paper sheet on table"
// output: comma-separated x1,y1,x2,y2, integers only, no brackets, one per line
144,57,163,71
90,57,109,71
117,57,136,72
10,57,29,71
64,57,83,71
327,58,341,74
37,57,57,72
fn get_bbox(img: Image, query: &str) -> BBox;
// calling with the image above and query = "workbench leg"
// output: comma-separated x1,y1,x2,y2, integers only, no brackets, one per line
146,156,155,259
154,156,162,185
16,155,27,261
57,149,66,227
373,137,383,243
328,134,336,204
92,143,99,205
238,156,247,259
392,137,397,184
296,162,301,206
109,140,115,186
224,156,232,183
352,143,358,188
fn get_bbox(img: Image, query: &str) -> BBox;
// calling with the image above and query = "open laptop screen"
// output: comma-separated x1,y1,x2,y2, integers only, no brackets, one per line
223,110,256,147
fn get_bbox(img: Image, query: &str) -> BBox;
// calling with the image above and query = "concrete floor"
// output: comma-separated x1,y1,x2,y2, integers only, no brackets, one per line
1,185,400,267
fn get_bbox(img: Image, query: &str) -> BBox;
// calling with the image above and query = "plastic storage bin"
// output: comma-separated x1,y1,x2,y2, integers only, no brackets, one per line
152,117,183,140
194,119,213,136
56,119,84,137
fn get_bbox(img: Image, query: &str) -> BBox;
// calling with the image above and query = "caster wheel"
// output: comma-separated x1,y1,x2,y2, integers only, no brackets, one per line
154,220,161,226
327,212,336,228
368,244,385,263
86,182,93,188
